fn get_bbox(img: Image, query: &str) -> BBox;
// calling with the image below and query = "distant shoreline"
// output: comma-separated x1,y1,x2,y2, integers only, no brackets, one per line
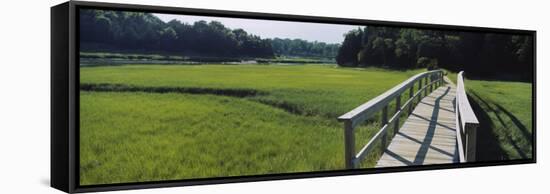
79,51,336,66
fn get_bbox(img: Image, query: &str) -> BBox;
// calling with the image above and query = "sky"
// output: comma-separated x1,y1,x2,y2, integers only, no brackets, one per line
153,13,361,44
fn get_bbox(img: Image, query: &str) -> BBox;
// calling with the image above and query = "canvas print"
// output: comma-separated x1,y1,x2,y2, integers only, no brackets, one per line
78,8,534,186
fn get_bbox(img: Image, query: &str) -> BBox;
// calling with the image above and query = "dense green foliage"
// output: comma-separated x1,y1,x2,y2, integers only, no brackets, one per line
81,9,273,58
81,9,340,59
80,65,424,184
337,27,533,80
446,71,532,160
270,38,340,59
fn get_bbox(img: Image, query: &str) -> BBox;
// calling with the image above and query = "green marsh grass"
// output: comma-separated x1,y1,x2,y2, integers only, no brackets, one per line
80,64,430,185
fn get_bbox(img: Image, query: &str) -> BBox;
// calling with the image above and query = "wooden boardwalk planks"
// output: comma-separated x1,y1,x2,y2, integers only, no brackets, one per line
376,83,458,167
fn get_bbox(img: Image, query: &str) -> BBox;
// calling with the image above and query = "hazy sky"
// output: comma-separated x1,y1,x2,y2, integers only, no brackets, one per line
154,13,361,44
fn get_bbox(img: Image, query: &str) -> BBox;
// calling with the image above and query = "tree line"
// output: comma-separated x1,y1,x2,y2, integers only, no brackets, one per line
336,26,533,80
80,9,339,59
271,38,339,59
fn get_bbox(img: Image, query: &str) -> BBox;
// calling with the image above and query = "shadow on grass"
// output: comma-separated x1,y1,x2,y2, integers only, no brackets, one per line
463,74,532,83
466,93,507,161
80,83,316,117
81,83,266,97
468,92,532,160
494,103,532,141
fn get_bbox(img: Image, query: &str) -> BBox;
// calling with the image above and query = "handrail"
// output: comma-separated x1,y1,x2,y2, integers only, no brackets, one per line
455,71,479,162
338,69,444,169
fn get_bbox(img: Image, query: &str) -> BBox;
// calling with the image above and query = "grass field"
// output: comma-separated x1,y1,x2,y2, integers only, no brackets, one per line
80,64,424,185
446,71,533,161
80,92,343,184
81,64,424,118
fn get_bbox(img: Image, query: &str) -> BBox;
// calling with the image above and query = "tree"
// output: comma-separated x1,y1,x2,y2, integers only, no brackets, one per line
159,27,177,51
336,25,533,80
336,28,363,67
270,38,340,58
80,10,277,59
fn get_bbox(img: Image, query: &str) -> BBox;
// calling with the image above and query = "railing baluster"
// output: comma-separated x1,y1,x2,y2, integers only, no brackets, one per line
437,73,443,86
343,120,355,169
441,71,444,85
394,94,401,135
432,75,435,90
408,86,414,114
428,76,431,92
438,72,441,87
434,73,441,89
438,72,441,86
418,78,423,100
424,77,428,96
381,105,388,152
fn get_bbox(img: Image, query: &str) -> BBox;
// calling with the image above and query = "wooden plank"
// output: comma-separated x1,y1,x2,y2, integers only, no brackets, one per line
396,139,456,148
405,116,456,123
393,131,456,140
380,149,455,161
389,136,457,148
401,121,456,129
389,139,457,149
376,82,459,168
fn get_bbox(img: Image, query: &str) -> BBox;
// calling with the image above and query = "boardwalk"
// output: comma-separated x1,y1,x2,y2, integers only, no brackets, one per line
376,82,458,167
338,70,478,168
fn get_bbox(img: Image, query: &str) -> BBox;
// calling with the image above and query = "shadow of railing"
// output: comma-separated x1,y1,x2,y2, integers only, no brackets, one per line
413,86,450,164
494,103,532,140
468,91,532,160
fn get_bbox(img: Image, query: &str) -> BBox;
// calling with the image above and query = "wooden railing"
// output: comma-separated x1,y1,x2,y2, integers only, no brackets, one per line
455,71,479,162
338,70,444,169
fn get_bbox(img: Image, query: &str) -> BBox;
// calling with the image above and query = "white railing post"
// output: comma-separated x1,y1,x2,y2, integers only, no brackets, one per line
455,71,480,162
343,120,355,169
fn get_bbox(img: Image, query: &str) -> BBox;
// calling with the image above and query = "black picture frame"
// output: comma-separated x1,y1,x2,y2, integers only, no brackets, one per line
51,1,536,193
